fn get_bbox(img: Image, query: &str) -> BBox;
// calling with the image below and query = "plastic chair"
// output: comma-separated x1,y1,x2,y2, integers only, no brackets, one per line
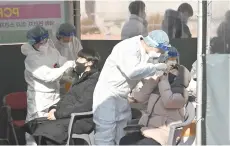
3,92,27,110
3,92,27,145
66,111,94,145
167,102,196,145
3,92,27,126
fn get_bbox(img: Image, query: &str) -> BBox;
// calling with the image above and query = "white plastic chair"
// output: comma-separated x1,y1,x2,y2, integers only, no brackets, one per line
167,102,196,145
66,111,94,145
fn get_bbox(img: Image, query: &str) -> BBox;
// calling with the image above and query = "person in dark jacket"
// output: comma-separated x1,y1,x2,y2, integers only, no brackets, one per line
213,10,230,54
121,1,148,40
24,49,100,145
162,3,193,39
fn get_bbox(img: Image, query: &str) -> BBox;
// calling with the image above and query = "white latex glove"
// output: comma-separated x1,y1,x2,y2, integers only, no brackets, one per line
65,68,74,74
63,60,76,69
154,70,164,77
153,63,167,72
145,70,163,81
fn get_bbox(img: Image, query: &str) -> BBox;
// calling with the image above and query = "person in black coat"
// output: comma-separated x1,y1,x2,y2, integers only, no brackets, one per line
162,3,193,39
24,49,100,145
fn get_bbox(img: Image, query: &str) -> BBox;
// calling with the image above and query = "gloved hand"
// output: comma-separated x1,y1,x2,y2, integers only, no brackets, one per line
154,63,167,72
63,60,76,69
148,71,164,82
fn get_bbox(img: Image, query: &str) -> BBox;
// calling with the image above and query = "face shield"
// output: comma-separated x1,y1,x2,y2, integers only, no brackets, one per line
58,31,76,47
57,31,81,60
55,23,77,47
32,33,56,54
53,23,81,60
153,43,171,63
143,30,172,64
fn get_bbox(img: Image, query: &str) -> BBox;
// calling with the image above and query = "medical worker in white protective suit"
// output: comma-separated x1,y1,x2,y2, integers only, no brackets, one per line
54,23,82,60
93,30,171,145
21,25,76,146
53,23,83,95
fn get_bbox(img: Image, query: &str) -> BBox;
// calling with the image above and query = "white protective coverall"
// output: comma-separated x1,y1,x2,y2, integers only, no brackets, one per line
54,37,82,61
21,42,75,145
93,35,166,145
53,35,83,95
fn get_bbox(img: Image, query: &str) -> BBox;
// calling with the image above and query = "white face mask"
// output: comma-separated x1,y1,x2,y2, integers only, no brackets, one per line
148,51,161,59
61,42,73,49
39,42,49,54
148,58,159,64
147,51,161,64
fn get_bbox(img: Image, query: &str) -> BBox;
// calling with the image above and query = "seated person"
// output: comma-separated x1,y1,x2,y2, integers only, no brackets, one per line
24,49,100,145
129,46,179,120
120,63,191,145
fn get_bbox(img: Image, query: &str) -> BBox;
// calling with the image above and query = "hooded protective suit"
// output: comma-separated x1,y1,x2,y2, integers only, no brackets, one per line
93,34,169,145
52,23,83,95
54,38,82,95
21,42,75,122
53,23,82,61
54,38,82,61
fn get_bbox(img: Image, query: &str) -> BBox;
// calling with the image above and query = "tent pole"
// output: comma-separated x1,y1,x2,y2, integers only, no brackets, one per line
73,0,81,39
196,0,204,145
196,0,207,145
206,0,212,54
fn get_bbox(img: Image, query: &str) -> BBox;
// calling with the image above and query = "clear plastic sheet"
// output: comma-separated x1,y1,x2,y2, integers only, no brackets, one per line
206,54,230,144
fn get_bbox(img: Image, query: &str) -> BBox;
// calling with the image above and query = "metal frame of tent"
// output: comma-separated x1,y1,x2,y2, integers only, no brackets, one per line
196,0,211,145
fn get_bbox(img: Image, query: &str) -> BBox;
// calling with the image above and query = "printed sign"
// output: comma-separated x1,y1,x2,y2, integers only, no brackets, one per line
0,2,65,30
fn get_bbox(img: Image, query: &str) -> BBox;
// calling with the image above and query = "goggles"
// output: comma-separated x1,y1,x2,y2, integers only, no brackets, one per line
156,43,170,52
32,33,49,44
59,31,76,37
